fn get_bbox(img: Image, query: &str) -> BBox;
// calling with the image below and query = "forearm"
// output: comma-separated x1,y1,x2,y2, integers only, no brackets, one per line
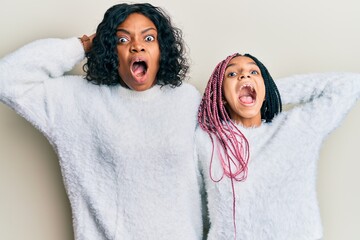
277,72,360,135
0,37,84,99
0,37,85,132
276,72,360,106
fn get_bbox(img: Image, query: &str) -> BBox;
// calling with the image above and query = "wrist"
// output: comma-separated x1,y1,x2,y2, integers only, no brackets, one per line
79,35,91,53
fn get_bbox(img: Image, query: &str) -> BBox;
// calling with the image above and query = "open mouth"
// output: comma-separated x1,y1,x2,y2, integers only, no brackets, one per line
131,59,148,78
239,84,257,104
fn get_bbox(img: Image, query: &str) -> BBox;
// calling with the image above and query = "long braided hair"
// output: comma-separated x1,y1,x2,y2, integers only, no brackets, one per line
197,53,282,237
198,53,250,182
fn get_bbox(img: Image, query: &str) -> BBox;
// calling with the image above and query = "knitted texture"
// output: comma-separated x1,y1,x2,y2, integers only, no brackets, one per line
196,72,360,240
0,38,203,240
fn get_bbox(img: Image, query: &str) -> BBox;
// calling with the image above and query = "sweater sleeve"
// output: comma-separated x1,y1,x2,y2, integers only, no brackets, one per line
275,72,360,136
0,37,85,133
194,128,211,239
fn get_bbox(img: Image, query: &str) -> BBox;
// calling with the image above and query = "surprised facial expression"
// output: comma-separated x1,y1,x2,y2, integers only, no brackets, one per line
223,56,266,127
116,13,161,91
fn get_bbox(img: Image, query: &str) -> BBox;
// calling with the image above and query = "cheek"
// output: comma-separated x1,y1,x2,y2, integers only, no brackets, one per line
154,43,161,56
260,89,266,102
116,46,127,64
117,62,128,79
154,51,161,68
223,91,238,113
258,82,266,101
222,80,233,97
116,51,128,76
223,88,232,104
117,53,124,65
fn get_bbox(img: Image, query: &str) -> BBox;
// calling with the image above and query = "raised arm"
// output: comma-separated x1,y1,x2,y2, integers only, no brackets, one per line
0,38,85,131
276,72,360,135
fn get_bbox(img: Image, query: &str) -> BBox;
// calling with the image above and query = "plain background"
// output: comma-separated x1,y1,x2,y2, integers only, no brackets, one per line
0,0,359,239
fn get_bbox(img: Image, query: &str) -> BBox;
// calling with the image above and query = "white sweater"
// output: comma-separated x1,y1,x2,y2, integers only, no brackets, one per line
0,38,203,240
196,73,360,240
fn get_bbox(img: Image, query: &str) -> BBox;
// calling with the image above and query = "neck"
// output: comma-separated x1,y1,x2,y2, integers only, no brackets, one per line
234,116,262,128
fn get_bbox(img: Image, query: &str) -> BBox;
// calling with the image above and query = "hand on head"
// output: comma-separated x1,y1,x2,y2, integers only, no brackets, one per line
79,33,96,53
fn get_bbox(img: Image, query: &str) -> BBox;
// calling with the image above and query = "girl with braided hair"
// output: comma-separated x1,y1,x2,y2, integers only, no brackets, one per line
195,53,360,240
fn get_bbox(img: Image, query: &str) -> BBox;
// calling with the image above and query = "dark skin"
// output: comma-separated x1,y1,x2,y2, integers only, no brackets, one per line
79,34,95,53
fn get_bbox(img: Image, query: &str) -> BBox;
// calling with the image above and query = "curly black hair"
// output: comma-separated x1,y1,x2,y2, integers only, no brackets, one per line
83,3,188,87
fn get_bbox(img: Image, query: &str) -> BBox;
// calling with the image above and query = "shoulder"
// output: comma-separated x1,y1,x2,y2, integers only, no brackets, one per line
181,82,201,101
195,127,216,172
162,82,201,106
45,75,108,101
195,127,213,151
9,38,83,61
175,82,200,97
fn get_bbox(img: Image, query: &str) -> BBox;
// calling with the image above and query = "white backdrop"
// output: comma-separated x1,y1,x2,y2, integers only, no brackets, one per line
0,0,359,239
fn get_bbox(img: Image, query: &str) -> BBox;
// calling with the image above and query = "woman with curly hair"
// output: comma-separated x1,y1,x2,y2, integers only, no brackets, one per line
0,3,202,240
196,53,360,240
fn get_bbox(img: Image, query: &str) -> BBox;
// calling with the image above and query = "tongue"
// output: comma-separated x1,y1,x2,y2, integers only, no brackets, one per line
240,95,254,104
133,63,146,77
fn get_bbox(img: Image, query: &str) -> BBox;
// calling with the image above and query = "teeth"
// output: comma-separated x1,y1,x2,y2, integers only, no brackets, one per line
240,84,254,91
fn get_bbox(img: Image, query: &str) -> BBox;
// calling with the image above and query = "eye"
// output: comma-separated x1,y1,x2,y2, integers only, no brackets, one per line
144,35,155,42
250,70,259,75
118,37,129,43
227,72,237,77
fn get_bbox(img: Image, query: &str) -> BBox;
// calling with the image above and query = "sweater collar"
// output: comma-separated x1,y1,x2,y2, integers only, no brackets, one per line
117,84,163,101
235,121,269,139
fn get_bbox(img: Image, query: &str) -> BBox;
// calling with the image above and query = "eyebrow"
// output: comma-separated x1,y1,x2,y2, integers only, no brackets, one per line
225,62,257,70
116,27,157,35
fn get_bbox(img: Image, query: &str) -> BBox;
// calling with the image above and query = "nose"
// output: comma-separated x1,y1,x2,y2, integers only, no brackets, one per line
130,39,145,53
239,74,250,79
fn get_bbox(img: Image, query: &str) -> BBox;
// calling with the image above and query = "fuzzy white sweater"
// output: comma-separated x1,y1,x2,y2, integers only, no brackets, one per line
196,72,360,240
0,38,203,240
